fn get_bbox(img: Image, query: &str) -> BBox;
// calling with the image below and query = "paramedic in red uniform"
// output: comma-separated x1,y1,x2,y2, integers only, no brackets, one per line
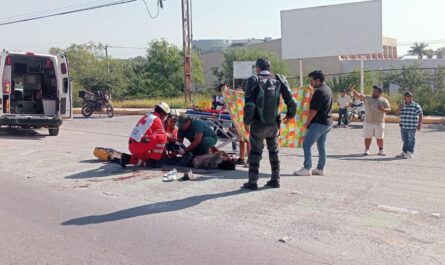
119,102,171,168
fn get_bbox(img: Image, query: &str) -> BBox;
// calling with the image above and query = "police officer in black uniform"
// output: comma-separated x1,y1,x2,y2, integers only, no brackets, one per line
242,58,297,190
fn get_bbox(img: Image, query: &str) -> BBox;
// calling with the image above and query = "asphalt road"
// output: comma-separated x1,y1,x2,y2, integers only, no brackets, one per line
1,115,445,265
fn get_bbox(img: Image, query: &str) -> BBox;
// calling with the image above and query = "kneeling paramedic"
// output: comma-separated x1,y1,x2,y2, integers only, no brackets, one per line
120,102,170,168
242,58,297,190
177,116,217,166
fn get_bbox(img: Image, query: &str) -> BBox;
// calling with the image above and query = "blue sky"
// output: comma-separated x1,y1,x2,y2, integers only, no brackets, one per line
0,0,444,58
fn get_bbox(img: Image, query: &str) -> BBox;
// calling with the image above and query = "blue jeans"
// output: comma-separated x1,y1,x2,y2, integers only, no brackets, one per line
401,128,416,153
303,123,332,170
338,108,348,125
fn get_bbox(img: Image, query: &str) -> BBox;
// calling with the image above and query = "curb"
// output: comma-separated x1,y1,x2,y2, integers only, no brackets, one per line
332,114,444,125
73,108,445,125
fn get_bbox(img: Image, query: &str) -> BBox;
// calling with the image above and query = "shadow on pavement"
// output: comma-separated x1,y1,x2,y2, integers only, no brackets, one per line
79,159,104,164
65,163,136,179
0,128,46,140
328,154,365,159
423,124,445,132
340,156,402,162
328,154,402,162
62,189,249,226
347,124,364,129
193,170,270,181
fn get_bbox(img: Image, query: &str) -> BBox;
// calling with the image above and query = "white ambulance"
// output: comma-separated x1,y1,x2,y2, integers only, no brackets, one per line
0,51,72,136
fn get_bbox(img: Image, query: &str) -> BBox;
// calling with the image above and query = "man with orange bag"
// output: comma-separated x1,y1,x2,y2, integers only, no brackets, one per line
119,102,170,168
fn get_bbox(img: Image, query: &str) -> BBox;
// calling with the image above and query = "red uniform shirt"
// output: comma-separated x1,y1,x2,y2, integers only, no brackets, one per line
130,112,165,142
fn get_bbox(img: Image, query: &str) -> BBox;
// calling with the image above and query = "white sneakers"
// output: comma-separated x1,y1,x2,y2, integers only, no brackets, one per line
397,152,413,159
293,168,325,176
162,169,177,182
311,169,325,176
363,149,386,156
293,168,312,176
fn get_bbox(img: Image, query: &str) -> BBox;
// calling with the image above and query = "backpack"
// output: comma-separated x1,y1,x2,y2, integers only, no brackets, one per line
254,74,281,125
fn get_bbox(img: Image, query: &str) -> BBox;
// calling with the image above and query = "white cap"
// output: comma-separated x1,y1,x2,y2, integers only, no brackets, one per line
156,102,171,114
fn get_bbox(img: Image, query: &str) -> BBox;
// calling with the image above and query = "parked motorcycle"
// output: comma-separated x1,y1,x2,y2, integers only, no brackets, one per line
345,100,365,124
79,90,114,118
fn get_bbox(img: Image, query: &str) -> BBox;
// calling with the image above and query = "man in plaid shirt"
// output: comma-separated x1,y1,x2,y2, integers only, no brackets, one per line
396,92,423,159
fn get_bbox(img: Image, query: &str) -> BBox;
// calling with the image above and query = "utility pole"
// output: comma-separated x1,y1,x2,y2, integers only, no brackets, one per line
104,44,110,81
181,0,192,104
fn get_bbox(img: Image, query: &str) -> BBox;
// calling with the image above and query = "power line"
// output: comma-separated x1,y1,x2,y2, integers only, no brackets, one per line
0,0,137,27
141,0,161,19
0,0,114,22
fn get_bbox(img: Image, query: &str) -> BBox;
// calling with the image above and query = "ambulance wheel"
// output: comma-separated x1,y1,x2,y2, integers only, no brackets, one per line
48,128,59,136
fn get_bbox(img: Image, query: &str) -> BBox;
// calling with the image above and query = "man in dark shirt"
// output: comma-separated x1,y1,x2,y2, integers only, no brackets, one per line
242,58,297,190
294,70,333,176
178,117,217,156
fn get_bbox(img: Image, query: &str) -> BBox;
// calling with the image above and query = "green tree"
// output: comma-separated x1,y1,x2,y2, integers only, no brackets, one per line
383,63,431,91
50,42,133,105
407,42,429,59
143,39,205,98
426,49,435,59
213,47,289,87
50,40,205,103
326,71,376,94
382,64,445,115
435,47,445,59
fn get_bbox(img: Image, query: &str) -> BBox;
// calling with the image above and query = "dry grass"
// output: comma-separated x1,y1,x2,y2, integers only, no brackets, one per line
112,95,212,109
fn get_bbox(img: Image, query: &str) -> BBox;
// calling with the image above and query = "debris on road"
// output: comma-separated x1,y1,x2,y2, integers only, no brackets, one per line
103,192,120,197
431,213,441,219
378,205,419,215
279,236,293,243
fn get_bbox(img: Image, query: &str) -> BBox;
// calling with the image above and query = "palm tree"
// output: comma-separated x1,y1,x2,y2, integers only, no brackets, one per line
408,42,429,59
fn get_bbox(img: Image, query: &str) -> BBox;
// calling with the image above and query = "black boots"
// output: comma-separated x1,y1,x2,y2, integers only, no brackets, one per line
265,179,280,188
119,153,131,168
242,179,280,190
241,182,259,191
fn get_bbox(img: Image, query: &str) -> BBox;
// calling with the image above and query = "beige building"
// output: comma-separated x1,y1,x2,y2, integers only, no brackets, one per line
198,37,398,87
